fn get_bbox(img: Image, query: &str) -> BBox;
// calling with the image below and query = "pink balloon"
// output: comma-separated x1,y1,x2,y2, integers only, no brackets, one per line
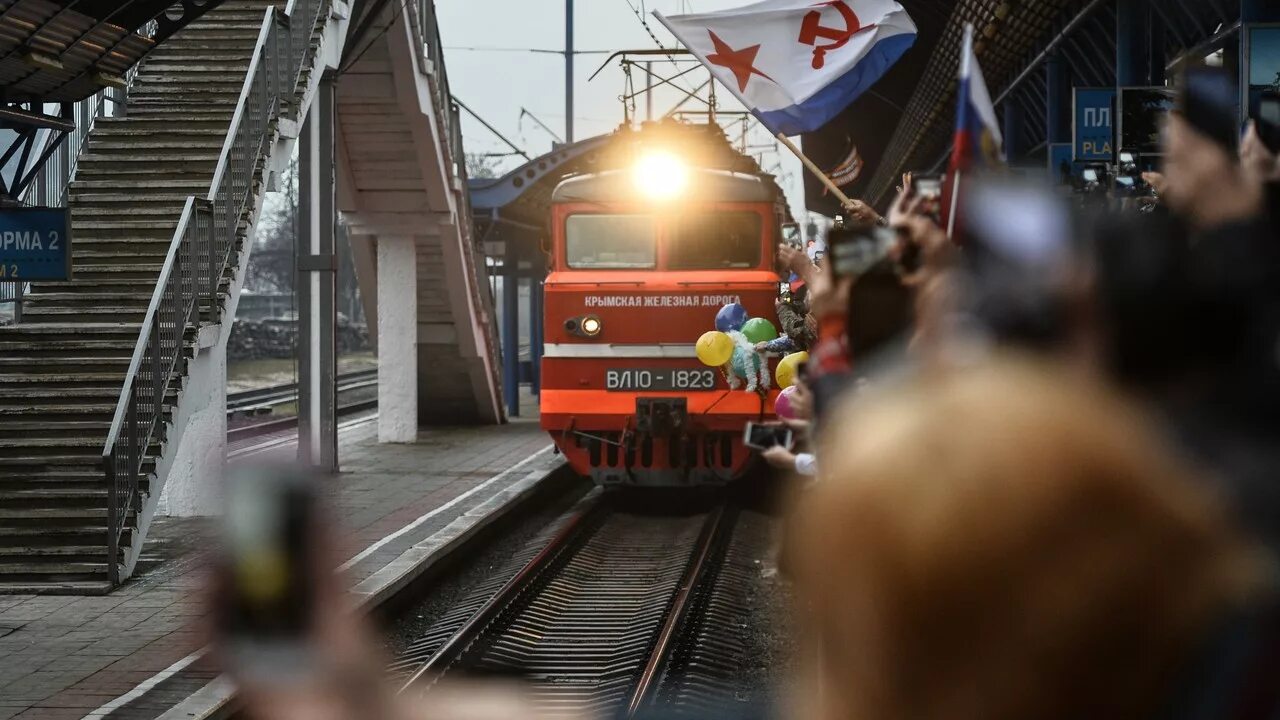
774,385,799,421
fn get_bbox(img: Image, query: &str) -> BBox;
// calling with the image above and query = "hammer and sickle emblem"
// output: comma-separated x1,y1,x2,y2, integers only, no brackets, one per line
798,0,875,70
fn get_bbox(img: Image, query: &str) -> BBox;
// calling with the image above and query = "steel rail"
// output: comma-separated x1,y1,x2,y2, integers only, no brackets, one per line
625,505,730,718
397,496,606,692
226,369,377,413
397,500,735,717
227,398,377,444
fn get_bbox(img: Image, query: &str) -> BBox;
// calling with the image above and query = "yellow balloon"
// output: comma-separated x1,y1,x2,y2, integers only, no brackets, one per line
696,331,734,367
775,351,810,389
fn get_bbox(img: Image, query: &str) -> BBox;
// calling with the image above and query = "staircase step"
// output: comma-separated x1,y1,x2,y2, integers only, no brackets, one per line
0,356,131,373
0,373,124,386
0,562,110,576
0,573,112,591
87,126,230,140
0,544,114,559
23,292,154,307
0,507,113,521
0,422,115,440
0,468,115,483
132,79,248,93
65,263,168,277
76,153,220,167
0,323,142,337
69,180,209,193
0,343,141,359
84,140,230,154
22,310,148,324
0,455,123,469
0,388,168,405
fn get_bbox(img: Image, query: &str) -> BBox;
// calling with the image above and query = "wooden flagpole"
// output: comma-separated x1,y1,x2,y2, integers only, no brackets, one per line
775,132,854,207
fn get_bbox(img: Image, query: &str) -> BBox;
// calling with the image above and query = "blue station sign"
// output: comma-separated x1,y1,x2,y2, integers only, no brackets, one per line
0,207,71,281
1074,88,1116,162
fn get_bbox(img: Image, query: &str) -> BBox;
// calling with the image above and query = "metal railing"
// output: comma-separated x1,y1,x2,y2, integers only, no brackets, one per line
102,0,328,585
0,78,134,325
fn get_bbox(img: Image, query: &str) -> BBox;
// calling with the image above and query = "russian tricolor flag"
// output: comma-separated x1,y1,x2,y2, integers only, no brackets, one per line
943,24,1004,237
655,0,917,137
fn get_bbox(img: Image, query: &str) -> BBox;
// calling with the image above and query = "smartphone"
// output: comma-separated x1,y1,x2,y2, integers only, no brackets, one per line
1082,168,1100,183
744,422,793,451
1257,92,1280,154
215,464,321,679
1179,66,1238,151
914,176,943,199
830,226,894,280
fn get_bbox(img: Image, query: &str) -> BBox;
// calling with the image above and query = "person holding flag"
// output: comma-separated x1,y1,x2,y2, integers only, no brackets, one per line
654,0,917,221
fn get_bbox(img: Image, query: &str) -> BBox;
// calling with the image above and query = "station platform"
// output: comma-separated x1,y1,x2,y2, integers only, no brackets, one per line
0,408,562,720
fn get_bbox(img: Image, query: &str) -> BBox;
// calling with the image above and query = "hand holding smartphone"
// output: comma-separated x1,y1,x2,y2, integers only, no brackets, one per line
744,422,793,451
215,464,323,681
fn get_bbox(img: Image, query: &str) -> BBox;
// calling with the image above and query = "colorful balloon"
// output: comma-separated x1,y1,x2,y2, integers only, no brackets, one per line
695,331,734,367
774,385,799,421
715,302,749,332
775,351,810,390
741,317,779,345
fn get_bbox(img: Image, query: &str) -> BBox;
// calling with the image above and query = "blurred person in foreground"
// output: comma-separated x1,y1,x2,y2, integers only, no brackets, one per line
1094,107,1280,554
785,357,1280,720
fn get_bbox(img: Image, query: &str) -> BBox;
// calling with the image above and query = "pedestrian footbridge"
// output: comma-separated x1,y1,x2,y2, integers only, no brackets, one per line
0,0,500,592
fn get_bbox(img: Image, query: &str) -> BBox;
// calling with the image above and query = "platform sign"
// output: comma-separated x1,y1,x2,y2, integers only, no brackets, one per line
0,207,71,281
1074,88,1116,162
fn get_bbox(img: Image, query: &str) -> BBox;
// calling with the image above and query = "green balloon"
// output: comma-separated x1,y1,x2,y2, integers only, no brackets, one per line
741,317,778,345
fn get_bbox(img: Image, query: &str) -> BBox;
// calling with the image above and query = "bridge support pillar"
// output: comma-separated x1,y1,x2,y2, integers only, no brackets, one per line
378,235,419,442
298,73,338,471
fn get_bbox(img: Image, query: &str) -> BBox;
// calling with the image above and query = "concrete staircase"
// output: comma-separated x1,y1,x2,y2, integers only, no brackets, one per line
0,0,295,594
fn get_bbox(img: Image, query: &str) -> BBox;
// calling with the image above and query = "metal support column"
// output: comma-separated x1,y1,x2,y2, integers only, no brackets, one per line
297,72,338,471
565,0,575,143
1046,51,1071,145
1116,0,1152,86
530,269,544,397
1003,102,1020,161
502,241,520,417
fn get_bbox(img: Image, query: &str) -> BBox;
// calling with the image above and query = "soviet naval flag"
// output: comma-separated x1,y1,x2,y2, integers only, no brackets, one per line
654,0,917,137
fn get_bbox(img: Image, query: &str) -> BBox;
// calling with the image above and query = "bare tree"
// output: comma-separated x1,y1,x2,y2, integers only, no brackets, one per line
245,156,298,296
466,152,504,180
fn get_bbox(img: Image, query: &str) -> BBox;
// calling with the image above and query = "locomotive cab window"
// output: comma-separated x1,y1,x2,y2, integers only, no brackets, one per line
566,214,656,269
666,212,762,270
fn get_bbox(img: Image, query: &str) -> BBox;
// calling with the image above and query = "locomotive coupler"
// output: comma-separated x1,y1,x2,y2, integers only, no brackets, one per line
635,398,688,437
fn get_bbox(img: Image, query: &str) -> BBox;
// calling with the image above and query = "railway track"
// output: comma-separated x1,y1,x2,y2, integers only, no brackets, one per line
226,369,378,441
391,495,771,718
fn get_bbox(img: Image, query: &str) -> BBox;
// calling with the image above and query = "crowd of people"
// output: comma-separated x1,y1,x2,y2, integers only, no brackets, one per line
758,108,1280,717
214,95,1280,720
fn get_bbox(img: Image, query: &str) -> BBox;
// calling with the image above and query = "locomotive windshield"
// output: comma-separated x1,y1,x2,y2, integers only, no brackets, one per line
566,214,656,269
667,212,762,270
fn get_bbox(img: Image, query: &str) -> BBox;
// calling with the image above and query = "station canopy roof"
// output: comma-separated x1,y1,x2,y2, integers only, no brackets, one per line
0,0,226,104
471,120,787,237
800,0,1240,215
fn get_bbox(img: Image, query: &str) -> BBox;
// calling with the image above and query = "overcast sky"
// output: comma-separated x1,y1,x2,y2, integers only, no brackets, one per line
436,0,809,221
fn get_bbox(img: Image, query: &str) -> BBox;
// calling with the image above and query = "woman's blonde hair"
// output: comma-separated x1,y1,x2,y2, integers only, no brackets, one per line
786,356,1267,720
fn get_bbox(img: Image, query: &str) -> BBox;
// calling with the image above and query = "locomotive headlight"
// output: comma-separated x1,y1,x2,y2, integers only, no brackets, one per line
632,151,688,201
565,315,603,338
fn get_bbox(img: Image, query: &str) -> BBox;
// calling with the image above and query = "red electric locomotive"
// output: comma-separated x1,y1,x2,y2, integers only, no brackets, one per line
540,130,788,486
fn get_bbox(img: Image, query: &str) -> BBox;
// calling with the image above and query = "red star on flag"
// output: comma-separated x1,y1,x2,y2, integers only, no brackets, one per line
705,30,773,93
